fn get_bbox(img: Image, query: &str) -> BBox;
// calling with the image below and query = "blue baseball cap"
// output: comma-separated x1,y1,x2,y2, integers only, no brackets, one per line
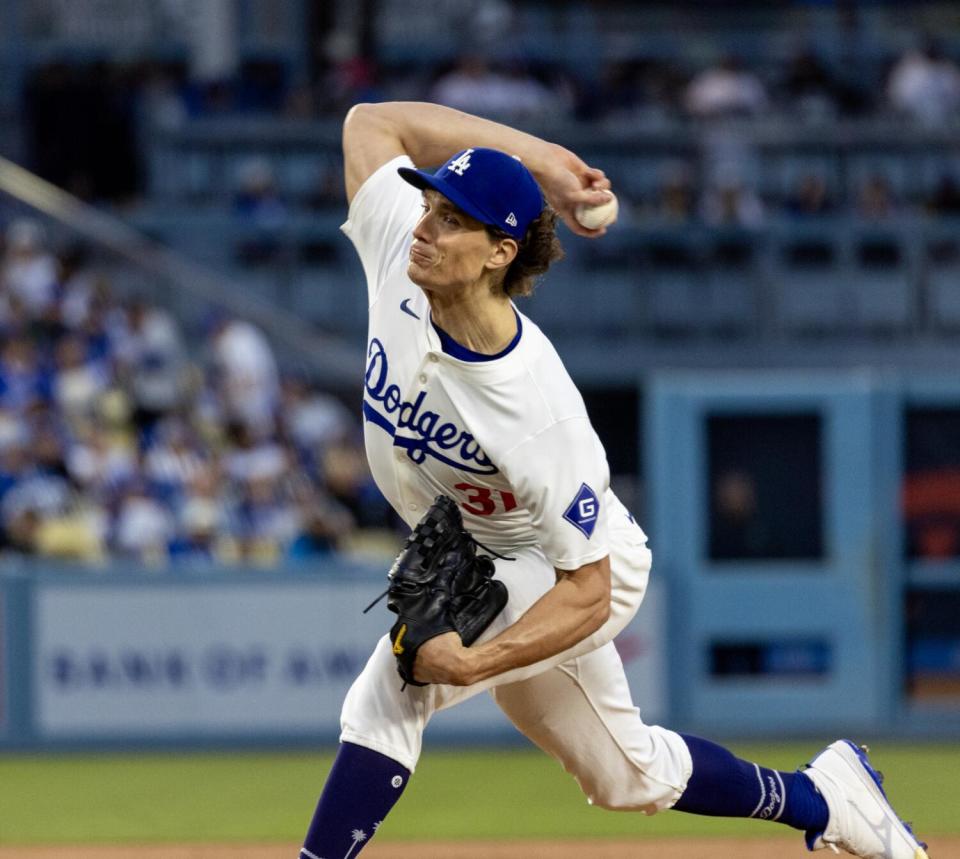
398,147,543,240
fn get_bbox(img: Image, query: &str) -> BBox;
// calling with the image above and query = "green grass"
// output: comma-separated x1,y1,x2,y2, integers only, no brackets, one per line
0,743,956,845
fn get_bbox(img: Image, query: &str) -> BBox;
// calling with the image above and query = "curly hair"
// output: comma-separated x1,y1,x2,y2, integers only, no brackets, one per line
486,205,565,299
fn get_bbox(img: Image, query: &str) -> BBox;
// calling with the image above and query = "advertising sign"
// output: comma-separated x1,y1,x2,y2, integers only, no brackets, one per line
33,577,666,740
34,582,382,737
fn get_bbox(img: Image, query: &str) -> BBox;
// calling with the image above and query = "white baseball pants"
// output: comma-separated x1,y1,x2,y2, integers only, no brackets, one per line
339,496,692,814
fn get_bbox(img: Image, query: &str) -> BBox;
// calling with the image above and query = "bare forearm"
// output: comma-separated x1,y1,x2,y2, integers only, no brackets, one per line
343,101,611,235
358,101,561,181
464,563,611,684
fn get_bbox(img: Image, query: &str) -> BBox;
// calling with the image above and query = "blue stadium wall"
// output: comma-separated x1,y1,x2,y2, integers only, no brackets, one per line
2,368,960,749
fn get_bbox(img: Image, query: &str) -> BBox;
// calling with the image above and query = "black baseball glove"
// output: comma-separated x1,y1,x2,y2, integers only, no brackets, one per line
364,495,509,687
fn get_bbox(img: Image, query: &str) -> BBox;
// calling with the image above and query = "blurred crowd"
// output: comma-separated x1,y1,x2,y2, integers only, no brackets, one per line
218,132,960,243
0,218,394,566
24,29,960,206
11,8,960,570
211,39,960,236
125,35,960,128
625,157,960,230
155,38,960,128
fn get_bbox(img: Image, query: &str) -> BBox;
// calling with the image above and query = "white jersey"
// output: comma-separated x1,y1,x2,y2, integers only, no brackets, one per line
342,155,645,570
335,155,688,812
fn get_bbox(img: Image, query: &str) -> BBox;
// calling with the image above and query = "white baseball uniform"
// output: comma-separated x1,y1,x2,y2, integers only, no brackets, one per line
338,156,692,814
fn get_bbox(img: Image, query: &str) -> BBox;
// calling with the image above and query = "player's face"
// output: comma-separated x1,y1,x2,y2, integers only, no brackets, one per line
408,191,511,294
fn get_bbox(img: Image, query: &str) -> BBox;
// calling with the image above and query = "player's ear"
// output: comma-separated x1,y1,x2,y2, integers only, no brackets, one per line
485,236,518,274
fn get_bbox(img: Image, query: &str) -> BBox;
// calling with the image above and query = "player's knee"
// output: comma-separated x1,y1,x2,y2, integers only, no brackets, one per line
577,766,676,814
585,781,625,811
576,768,630,811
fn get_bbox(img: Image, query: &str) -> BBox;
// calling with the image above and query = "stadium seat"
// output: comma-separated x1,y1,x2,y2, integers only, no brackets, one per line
524,266,582,332
923,221,960,331
762,154,840,203
642,236,706,335
183,151,219,202
777,269,850,335
846,156,910,203
588,271,642,335
277,154,324,199
926,266,960,331
703,237,760,336
230,272,282,305
645,271,708,335
291,268,368,334
773,225,849,334
848,231,916,333
705,269,759,336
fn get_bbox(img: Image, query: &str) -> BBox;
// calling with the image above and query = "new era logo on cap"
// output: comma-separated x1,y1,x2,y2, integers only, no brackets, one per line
563,483,599,539
397,147,544,240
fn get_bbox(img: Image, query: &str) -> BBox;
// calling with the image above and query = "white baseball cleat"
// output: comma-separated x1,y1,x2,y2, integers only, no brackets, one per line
803,740,928,859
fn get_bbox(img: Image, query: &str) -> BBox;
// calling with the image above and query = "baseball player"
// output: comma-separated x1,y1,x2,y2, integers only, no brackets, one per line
298,101,927,859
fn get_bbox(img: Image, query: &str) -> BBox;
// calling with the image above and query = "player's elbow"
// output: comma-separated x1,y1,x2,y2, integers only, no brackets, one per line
568,556,612,632
342,103,407,203
344,101,373,122
595,595,612,626
343,102,377,137
588,591,611,631
343,102,396,136
591,565,612,628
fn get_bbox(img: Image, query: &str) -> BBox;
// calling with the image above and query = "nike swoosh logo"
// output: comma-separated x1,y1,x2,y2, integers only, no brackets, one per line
400,298,420,320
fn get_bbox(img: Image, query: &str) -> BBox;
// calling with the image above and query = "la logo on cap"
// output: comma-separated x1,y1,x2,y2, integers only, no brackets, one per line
448,149,474,176
397,146,543,240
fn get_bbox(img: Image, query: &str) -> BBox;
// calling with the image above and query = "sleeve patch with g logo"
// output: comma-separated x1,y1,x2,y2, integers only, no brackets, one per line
563,483,599,539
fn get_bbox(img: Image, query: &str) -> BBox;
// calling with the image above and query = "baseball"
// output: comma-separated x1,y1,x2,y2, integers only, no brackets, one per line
575,192,618,229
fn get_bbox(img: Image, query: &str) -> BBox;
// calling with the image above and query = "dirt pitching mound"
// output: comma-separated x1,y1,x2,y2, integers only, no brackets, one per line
0,837,956,859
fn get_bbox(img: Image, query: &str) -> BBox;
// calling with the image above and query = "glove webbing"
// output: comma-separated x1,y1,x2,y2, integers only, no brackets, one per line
362,534,513,615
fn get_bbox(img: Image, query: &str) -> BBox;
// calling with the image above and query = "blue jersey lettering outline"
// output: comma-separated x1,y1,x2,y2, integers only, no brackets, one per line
363,338,498,475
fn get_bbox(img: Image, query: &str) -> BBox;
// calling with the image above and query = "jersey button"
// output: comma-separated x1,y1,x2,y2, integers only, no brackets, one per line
428,354,439,363
418,373,427,384
394,449,404,461
408,502,419,512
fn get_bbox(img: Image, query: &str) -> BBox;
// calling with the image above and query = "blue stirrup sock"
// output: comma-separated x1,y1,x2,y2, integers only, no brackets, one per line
300,742,410,859
673,734,828,832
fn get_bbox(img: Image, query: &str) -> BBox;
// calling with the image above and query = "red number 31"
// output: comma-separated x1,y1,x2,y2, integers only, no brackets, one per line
455,482,518,516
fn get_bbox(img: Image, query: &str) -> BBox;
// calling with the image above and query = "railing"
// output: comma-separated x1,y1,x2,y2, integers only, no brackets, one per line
125,206,960,352
0,154,362,385
143,115,960,205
